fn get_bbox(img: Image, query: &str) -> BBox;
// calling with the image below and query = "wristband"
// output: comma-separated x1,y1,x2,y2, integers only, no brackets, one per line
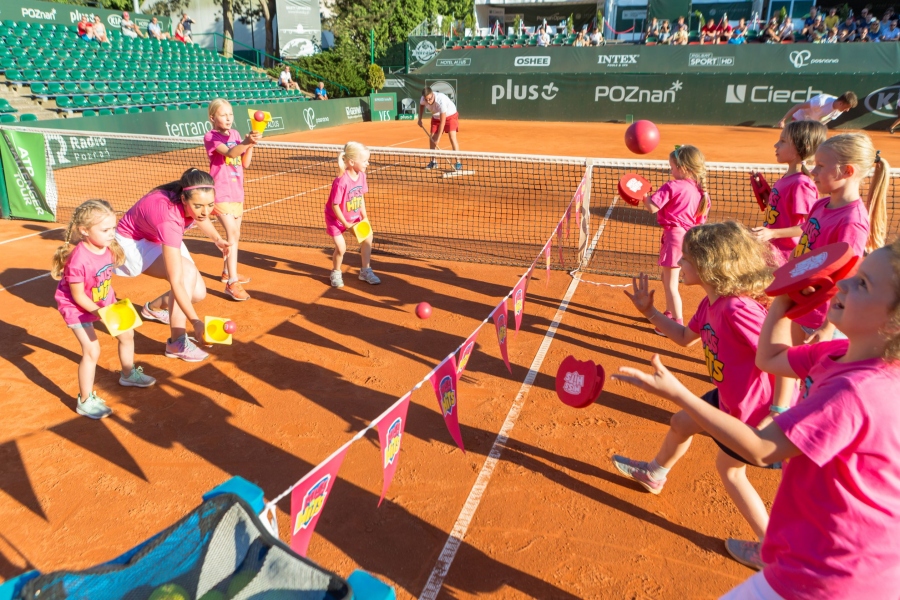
769,405,789,414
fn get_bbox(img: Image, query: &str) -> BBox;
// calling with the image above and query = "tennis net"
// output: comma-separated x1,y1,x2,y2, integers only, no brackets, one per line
9,126,900,278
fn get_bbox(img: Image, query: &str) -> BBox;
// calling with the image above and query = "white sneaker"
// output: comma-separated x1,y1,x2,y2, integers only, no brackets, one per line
359,268,381,285
330,270,344,288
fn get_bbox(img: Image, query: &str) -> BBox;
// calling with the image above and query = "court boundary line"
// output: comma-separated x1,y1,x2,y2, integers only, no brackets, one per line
417,199,613,599
0,272,51,294
0,227,64,246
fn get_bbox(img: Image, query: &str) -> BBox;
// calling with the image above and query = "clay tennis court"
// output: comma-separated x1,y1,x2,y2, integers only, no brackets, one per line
1,120,898,598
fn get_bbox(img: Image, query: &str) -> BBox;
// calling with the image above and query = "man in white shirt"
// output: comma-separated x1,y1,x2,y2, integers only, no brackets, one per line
537,27,550,46
120,12,139,38
882,19,900,40
417,86,462,170
778,91,857,128
278,65,300,91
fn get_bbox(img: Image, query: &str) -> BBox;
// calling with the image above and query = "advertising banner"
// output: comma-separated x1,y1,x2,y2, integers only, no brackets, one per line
0,129,56,221
408,36,445,70
1,0,170,32
370,93,397,122
275,0,322,58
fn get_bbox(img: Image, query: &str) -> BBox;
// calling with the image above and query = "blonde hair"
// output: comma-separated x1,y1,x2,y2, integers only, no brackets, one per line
671,145,710,220
51,199,124,280
885,237,900,361
337,141,369,176
819,133,891,253
682,221,774,303
207,98,231,120
782,120,827,178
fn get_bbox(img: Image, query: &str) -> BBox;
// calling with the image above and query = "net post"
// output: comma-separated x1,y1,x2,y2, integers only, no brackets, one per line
577,159,593,267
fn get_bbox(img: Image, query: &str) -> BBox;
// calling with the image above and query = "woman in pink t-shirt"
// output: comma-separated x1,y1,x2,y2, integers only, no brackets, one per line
643,145,711,333
115,168,232,363
614,222,779,569
614,239,900,600
203,98,260,302
325,141,380,288
51,200,156,419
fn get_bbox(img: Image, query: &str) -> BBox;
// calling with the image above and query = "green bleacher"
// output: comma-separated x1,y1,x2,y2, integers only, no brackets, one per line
0,19,305,118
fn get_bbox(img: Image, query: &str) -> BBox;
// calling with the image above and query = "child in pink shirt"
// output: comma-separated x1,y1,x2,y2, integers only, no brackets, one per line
614,222,779,566
203,98,260,302
751,121,825,266
325,141,380,288
643,145,710,332
612,237,900,599
51,200,155,419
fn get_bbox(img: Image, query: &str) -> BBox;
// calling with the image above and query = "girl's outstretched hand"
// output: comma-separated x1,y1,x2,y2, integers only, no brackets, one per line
215,237,232,258
623,273,655,317
750,226,775,243
612,354,690,404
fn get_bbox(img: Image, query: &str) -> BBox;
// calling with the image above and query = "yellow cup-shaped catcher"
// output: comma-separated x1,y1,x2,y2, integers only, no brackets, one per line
204,316,233,345
352,218,372,243
248,109,271,133
98,299,143,337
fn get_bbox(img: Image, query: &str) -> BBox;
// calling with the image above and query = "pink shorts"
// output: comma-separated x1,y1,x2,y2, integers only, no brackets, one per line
658,227,686,268
325,215,360,238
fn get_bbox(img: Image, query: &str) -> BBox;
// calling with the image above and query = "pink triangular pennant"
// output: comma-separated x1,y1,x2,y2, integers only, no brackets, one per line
374,394,411,507
557,223,565,267
457,328,481,376
492,300,512,374
430,356,465,452
512,273,529,335
290,443,351,556
545,240,552,287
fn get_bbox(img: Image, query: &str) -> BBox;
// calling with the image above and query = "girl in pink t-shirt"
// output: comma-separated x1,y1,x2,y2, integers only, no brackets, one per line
613,238,900,600
614,222,778,567
792,133,891,339
325,141,380,288
203,98,260,302
51,200,156,420
643,145,711,332
751,121,826,266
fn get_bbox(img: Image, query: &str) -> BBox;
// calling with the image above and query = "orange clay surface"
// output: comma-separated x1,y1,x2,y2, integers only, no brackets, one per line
1,120,897,599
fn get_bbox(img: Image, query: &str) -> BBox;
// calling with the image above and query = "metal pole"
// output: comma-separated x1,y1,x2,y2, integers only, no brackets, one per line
370,29,374,65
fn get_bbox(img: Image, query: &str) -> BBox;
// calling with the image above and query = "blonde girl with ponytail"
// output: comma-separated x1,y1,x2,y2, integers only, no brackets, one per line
642,144,711,334
52,199,155,420
324,141,380,288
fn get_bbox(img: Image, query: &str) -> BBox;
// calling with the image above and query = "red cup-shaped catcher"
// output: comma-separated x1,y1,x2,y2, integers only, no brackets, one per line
765,242,860,319
618,173,651,207
556,355,606,408
750,172,771,212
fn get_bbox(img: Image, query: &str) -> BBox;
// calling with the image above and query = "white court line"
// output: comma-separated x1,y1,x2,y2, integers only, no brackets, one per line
388,138,423,147
418,199,614,600
0,227,64,246
0,272,51,294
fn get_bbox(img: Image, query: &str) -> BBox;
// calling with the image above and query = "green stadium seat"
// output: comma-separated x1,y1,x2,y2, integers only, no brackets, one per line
94,82,109,92
114,107,126,114
0,98,16,113
122,82,136,93
128,106,140,114
55,95,72,109
30,82,48,97
19,113,38,122
72,95,88,109
79,82,93,93
4,69,21,82
108,82,122,92
82,110,97,117
116,94,130,104
63,82,78,93
48,82,64,95
22,69,38,81
99,108,112,116
144,93,158,103
0,112,17,123
88,94,103,108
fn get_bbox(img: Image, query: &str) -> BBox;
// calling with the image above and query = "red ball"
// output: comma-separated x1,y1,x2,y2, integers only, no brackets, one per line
223,320,237,334
253,110,265,122
415,302,432,319
624,120,660,155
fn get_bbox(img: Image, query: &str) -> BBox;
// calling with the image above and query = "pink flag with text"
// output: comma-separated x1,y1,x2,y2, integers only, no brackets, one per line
492,300,512,374
545,240,552,287
289,443,350,556
512,271,530,335
375,394,411,507
430,356,465,452
457,328,480,376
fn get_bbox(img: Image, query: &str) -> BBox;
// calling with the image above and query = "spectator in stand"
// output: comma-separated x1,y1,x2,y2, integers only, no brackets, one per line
839,14,857,41
314,81,328,100
120,12,140,38
856,24,874,41
810,20,828,42
882,19,900,39
729,18,748,43
803,14,824,38
869,19,882,39
802,6,819,34
181,14,194,43
536,27,550,46
77,15,93,41
700,18,718,43
779,16,795,39
825,7,840,30
573,30,587,46
882,8,897,27
658,20,673,43
825,25,839,42
174,21,186,43
716,17,733,42
779,91,857,127
645,17,660,40
858,7,874,26
762,17,782,42
148,17,169,40
277,65,300,91
92,16,110,44
672,21,689,44
589,26,604,45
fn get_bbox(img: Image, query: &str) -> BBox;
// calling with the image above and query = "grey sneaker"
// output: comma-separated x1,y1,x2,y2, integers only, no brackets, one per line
359,267,381,285
119,365,156,388
76,391,113,419
725,538,764,570
425,160,437,169
141,302,170,325
330,269,344,288
455,162,463,171
165,334,209,362
611,455,666,495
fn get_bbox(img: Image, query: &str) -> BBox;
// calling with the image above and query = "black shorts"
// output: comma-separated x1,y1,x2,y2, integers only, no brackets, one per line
701,389,780,469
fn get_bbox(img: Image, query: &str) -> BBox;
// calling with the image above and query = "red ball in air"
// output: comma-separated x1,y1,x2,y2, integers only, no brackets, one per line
624,120,660,155
415,302,432,319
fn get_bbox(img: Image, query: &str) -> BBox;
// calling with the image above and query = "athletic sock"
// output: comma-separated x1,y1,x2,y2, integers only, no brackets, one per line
647,459,671,481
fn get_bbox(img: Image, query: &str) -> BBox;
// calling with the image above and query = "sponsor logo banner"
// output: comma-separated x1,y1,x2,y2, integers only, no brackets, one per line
491,79,559,104
436,58,472,67
514,56,551,67
598,54,639,68
865,84,900,117
789,50,839,69
725,84,822,104
411,40,438,65
689,52,735,67
595,80,682,103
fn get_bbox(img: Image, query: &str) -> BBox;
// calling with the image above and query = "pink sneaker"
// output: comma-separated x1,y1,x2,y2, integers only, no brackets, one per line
725,538,764,570
165,335,209,362
654,311,683,336
611,455,666,494
141,302,170,325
